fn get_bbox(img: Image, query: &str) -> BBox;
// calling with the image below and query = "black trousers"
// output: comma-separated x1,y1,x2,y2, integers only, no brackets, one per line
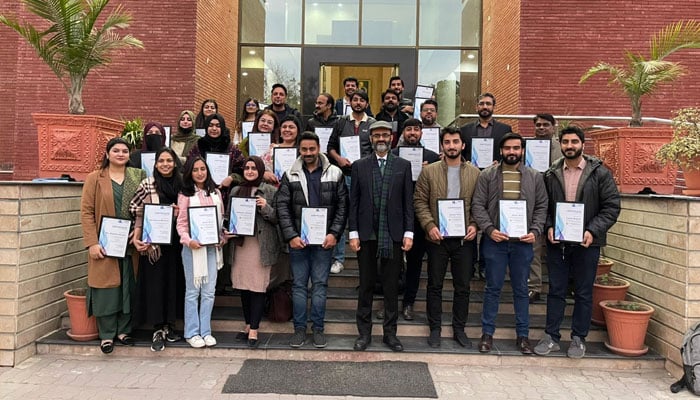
403,220,426,306
240,290,266,330
356,240,403,337
426,239,474,332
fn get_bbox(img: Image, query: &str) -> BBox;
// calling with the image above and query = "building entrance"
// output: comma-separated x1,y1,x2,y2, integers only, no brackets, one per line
319,63,398,114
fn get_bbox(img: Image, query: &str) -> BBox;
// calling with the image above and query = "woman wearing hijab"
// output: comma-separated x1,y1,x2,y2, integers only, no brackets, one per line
188,113,245,191
129,122,167,169
171,110,199,164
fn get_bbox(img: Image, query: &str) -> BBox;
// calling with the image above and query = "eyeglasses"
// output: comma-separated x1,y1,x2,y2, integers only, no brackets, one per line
245,103,257,107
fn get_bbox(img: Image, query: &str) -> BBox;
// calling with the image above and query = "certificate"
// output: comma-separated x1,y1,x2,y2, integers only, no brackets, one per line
228,197,256,236
413,98,428,120
142,204,174,245
340,135,362,163
555,202,585,242
163,125,171,147
248,133,271,157
241,121,254,139
499,200,528,238
471,138,494,168
206,152,230,185
315,127,333,153
398,146,424,181
437,199,466,238
421,127,440,155
300,207,328,245
344,104,352,116
195,128,206,137
525,139,551,172
98,216,131,258
414,84,434,99
140,152,156,178
188,206,220,246
273,147,297,180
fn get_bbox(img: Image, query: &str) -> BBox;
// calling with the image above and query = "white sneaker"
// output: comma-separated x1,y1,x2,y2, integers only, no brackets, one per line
330,260,344,274
203,334,217,347
186,335,205,348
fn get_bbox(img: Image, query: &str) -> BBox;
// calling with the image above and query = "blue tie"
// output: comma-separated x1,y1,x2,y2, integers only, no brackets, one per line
379,159,386,176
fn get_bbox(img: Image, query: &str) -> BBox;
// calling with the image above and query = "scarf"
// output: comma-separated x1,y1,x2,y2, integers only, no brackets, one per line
372,153,395,259
190,190,224,289
196,133,231,159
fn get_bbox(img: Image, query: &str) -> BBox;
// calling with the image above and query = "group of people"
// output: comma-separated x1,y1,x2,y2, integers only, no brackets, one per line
80,78,620,359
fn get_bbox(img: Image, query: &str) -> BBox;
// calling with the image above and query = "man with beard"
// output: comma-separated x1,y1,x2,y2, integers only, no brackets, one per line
276,131,348,349
391,118,439,320
349,121,414,352
471,133,548,355
388,76,414,115
327,91,376,176
534,126,620,359
460,92,512,164
265,83,304,129
413,126,480,348
396,100,441,147
335,76,373,117
375,89,411,148
307,93,339,132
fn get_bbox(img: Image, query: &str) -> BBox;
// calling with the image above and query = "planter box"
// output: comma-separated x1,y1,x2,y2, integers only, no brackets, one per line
33,113,124,181
591,127,675,194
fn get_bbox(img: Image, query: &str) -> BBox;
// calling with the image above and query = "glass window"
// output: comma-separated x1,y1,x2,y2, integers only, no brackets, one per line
240,46,302,111
361,0,416,46
305,0,360,45
241,0,302,44
419,0,481,47
418,49,479,126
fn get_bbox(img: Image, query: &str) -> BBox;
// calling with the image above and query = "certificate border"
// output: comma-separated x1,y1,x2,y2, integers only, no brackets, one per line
300,206,329,245
140,151,156,178
187,205,220,246
437,198,466,238
273,147,298,180
398,146,424,182
142,204,174,245
554,201,586,243
205,151,231,185
247,132,271,157
98,216,131,259
228,196,257,237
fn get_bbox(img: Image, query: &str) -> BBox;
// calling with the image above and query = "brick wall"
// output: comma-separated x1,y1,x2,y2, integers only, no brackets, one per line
0,183,85,366
605,196,700,378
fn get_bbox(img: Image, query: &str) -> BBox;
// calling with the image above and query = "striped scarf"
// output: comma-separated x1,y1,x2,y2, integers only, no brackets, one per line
372,153,395,259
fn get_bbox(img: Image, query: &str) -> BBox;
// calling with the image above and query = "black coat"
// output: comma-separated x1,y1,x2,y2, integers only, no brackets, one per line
460,119,513,164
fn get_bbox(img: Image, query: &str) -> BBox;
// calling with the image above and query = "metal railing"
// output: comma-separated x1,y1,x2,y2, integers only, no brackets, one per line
449,114,673,128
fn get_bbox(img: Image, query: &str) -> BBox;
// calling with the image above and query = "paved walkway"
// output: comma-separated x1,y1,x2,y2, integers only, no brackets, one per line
0,354,691,399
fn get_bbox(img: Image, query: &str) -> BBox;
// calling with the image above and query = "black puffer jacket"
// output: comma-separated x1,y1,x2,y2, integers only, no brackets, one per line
544,155,620,247
275,153,348,242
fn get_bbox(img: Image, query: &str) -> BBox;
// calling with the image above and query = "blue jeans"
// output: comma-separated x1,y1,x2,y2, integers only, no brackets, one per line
545,243,600,342
332,231,346,263
289,246,333,331
182,246,218,339
481,236,533,338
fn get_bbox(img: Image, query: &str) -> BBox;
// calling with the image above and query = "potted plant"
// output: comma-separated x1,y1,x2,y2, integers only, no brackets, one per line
597,257,614,276
591,274,630,326
601,300,655,357
579,20,700,194
0,0,143,180
121,117,144,150
656,107,700,195
64,289,98,341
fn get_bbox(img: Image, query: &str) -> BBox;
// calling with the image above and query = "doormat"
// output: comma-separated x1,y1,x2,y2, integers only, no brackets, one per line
222,359,438,398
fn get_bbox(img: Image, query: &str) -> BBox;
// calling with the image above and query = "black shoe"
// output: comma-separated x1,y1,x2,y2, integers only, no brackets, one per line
428,330,441,348
100,340,114,354
163,325,181,342
478,334,493,353
528,290,541,304
247,338,259,348
453,330,472,348
235,331,249,341
383,335,404,352
354,335,371,351
517,336,533,354
116,334,135,346
402,304,414,321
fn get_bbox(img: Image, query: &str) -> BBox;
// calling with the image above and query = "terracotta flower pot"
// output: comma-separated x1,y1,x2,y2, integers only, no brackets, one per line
592,275,630,326
64,289,98,341
682,164,700,196
597,258,614,276
601,300,654,356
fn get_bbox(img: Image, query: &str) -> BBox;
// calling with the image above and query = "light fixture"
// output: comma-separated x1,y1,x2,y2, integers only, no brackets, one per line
467,54,475,59
249,50,256,55
242,72,249,77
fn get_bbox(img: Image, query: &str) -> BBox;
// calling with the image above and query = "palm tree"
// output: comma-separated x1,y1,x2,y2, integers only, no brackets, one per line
0,0,143,114
580,20,700,127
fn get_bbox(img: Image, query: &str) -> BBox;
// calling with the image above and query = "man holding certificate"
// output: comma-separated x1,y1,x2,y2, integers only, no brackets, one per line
276,131,348,349
413,126,480,348
327,90,376,176
534,126,620,359
349,120,414,352
472,133,548,355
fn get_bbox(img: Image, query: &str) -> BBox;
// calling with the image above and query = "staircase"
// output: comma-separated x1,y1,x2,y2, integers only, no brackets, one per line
38,245,664,370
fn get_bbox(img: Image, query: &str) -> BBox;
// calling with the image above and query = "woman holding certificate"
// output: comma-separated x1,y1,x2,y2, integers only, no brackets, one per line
188,113,245,191
80,137,146,354
170,110,199,164
129,148,184,352
260,115,301,185
236,98,260,143
242,110,280,184
226,156,280,347
176,156,226,348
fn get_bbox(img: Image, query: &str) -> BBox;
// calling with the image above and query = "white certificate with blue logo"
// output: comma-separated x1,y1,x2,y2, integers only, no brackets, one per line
421,127,440,155
340,135,361,163
206,152,230,185
471,138,493,168
228,197,256,236
140,152,156,178
98,216,131,258
315,127,333,153
248,133,271,157
555,202,585,242
241,121,254,139
142,204,173,245
499,200,528,238
188,205,219,246
525,139,551,172
437,199,466,238
399,146,424,181
273,147,297,180
300,207,327,245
